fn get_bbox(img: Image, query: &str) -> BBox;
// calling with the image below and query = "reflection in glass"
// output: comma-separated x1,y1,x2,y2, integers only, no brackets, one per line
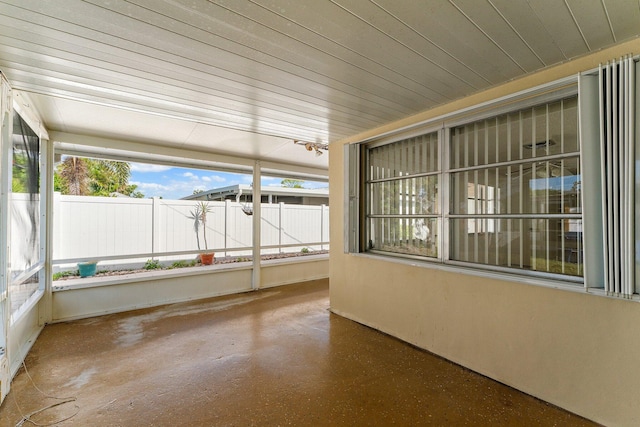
369,217,439,258
451,157,581,216
450,96,578,168
370,176,438,216
450,218,582,277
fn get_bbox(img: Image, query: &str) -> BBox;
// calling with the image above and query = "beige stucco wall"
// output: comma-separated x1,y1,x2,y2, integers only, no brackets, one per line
329,37,640,427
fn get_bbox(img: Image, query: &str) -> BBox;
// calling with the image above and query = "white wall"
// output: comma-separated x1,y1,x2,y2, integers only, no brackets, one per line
330,39,640,427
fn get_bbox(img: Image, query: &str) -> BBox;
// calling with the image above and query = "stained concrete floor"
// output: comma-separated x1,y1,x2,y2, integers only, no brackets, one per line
0,279,597,426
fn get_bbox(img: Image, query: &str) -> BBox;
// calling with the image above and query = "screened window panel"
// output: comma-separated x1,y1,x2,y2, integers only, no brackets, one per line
10,113,40,280
9,113,42,318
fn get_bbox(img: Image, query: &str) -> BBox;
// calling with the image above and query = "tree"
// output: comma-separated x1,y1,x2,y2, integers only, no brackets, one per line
88,159,132,196
281,179,304,188
58,156,89,195
55,156,144,198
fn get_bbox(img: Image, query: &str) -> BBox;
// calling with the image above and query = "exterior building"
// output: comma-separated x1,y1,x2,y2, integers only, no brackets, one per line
182,184,329,206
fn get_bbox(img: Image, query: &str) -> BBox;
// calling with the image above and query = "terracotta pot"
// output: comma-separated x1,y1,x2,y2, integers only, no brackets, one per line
200,253,215,265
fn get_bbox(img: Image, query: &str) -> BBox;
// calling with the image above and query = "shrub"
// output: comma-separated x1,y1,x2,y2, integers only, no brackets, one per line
53,270,78,281
170,260,193,269
301,247,310,253
144,259,163,270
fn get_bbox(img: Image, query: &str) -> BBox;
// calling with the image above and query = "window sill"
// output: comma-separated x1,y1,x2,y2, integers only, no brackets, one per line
347,252,638,301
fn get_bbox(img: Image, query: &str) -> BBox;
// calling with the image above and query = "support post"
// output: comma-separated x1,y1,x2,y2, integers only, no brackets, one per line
39,138,53,325
252,162,261,290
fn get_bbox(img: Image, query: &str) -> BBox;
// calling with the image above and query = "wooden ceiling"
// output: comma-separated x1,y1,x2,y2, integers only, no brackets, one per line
1,0,639,172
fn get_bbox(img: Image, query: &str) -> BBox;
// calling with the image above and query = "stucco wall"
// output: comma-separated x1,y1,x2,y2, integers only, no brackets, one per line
329,38,640,426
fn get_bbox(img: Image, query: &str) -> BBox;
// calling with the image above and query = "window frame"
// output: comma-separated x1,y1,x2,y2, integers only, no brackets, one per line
363,128,442,261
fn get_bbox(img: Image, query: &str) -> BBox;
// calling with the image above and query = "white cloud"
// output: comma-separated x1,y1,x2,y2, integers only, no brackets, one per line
131,181,171,192
130,163,173,173
131,169,247,200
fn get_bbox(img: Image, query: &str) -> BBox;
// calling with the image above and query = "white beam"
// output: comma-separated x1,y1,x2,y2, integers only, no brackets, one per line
50,131,329,181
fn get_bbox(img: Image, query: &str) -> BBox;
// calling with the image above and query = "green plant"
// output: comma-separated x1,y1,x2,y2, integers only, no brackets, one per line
301,247,310,253
144,259,163,270
53,270,79,281
170,260,193,269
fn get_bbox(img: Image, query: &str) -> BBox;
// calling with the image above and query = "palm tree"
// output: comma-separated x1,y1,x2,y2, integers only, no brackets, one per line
89,160,131,195
56,157,140,197
59,156,89,195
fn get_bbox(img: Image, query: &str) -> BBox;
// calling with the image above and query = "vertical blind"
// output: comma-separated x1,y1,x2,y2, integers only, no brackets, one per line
599,56,636,297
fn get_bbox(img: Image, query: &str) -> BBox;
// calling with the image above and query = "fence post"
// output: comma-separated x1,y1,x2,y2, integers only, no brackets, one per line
225,199,230,258
279,202,284,253
151,197,160,257
320,204,325,251
52,192,61,261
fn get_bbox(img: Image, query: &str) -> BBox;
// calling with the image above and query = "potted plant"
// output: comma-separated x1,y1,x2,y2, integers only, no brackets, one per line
191,201,214,265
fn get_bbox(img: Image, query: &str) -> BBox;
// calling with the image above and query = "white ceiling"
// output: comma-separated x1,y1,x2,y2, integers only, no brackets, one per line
1,0,640,174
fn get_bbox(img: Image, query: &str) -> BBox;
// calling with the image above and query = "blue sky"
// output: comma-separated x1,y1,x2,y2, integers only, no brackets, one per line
129,163,327,200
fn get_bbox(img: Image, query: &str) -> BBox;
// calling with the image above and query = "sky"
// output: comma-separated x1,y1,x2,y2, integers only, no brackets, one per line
129,162,327,200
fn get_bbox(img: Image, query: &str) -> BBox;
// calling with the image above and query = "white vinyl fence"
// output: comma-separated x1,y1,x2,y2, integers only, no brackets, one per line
52,194,329,269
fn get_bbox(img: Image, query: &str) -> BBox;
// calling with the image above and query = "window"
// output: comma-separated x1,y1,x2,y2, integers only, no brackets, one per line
355,94,583,280
449,96,582,277
364,132,440,258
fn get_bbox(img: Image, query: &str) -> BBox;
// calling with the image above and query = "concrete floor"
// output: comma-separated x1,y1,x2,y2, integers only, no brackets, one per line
1,279,597,426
